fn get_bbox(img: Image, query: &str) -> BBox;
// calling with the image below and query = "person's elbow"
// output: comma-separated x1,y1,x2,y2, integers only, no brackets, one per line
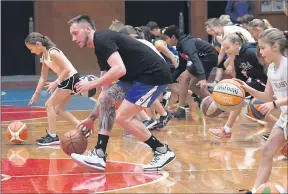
117,66,126,77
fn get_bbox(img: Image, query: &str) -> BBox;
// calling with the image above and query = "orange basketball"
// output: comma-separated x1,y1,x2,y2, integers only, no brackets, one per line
60,130,88,156
212,79,246,112
281,141,288,157
7,121,29,144
255,182,287,193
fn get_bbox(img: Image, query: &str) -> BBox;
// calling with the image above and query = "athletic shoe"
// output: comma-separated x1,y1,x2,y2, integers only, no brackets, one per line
262,132,270,141
209,127,232,139
173,107,186,120
143,119,158,129
36,130,60,146
71,148,106,171
143,145,176,171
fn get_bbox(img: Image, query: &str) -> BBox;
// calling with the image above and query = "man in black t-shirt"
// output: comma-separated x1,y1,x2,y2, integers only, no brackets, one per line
67,15,176,171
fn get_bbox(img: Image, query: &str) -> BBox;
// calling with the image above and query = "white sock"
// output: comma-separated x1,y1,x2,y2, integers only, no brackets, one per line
162,112,167,116
251,187,257,194
223,125,231,133
179,106,186,110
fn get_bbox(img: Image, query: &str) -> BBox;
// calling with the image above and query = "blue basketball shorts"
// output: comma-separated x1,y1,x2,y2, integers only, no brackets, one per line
124,82,167,108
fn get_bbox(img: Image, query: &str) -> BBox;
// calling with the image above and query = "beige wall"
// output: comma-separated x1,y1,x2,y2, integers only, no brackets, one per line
34,1,125,75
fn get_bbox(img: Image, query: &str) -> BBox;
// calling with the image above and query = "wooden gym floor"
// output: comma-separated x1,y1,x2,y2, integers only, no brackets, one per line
1,81,287,193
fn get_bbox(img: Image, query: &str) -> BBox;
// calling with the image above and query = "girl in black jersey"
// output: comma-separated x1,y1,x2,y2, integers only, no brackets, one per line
163,25,218,120
208,32,276,139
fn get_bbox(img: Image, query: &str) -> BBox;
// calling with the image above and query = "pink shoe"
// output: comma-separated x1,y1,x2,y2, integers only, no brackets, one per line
209,127,232,139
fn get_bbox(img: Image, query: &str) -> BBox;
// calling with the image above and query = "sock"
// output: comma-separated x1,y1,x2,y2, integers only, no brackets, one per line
162,112,167,117
96,134,109,154
49,133,57,138
251,187,257,194
223,125,231,133
144,135,164,152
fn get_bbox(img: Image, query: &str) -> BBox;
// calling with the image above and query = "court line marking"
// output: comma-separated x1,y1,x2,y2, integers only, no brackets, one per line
1,159,169,193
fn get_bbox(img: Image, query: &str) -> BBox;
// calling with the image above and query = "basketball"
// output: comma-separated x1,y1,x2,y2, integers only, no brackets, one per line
60,130,88,156
281,142,288,157
79,75,97,97
255,182,287,193
247,98,265,120
7,121,29,144
212,79,246,112
200,96,223,118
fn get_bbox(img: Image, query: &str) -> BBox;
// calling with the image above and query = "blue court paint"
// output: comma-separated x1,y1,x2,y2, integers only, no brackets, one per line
1,87,96,111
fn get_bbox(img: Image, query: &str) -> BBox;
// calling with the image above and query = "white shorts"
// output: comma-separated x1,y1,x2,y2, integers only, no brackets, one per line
273,116,288,140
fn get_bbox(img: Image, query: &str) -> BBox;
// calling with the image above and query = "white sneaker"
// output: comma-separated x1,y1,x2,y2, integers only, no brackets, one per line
71,148,106,171
143,145,176,171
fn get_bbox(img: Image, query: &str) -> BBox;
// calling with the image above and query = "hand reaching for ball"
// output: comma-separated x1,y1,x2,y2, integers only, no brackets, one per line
77,118,95,138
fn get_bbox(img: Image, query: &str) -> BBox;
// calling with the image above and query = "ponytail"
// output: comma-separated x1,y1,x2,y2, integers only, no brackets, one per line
223,32,247,45
25,32,56,49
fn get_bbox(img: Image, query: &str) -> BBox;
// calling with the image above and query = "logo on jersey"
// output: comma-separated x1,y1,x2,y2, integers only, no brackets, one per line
273,80,288,89
239,61,253,71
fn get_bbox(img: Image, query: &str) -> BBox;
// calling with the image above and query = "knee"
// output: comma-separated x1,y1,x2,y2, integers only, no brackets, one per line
261,144,274,159
54,106,64,115
115,112,129,125
45,101,53,109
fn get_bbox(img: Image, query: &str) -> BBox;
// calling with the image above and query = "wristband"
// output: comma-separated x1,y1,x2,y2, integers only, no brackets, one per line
273,100,277,109
89,114,97,121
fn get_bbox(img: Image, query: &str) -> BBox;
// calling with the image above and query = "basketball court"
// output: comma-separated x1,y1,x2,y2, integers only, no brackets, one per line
1,77,287,193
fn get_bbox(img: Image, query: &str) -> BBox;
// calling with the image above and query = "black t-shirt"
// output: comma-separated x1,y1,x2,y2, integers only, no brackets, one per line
176,35,217,80
94,30,173,85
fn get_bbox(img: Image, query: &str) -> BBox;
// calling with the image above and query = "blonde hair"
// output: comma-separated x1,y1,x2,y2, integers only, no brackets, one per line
109,19,124,32
259,28,288,56
219,15,233,26
247,19,272,30
223,32,248,45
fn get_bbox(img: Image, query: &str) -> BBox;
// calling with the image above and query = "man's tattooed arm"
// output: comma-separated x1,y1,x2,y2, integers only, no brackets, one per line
89,71,111,121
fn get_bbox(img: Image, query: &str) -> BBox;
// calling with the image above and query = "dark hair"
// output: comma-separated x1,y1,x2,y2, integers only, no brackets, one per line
162,25,183,39
259,28,288,56
67,15,96,30
146,21,159,31
237,14,255,24
138,26,153,42
223,31,248,45
119,25,144,39
25,32,56,49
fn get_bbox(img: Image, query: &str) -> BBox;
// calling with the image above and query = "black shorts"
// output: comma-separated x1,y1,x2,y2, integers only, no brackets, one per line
58,73,80,94
186,54,218,80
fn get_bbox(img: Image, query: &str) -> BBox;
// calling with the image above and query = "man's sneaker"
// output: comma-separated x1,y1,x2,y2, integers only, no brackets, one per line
71,148,106,171
209,127,232,139
262,132,270,141
143,145,176,171
36,130,60,146
143,119,158,129
173,107,186,120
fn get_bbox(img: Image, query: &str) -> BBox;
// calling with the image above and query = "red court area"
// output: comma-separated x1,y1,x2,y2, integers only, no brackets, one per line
1,106,47,122
1,158,166,193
